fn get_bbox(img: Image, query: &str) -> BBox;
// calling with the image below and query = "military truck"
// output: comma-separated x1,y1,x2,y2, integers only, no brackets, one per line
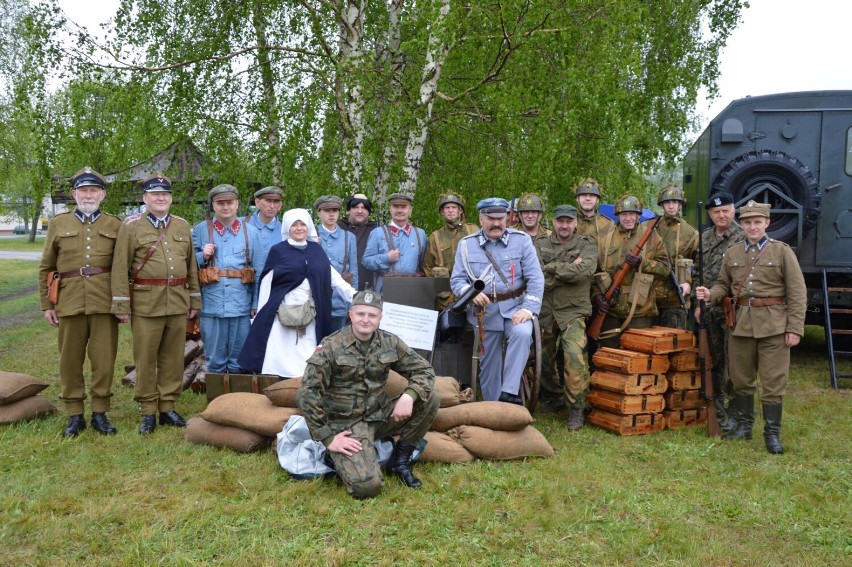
683,91,852,385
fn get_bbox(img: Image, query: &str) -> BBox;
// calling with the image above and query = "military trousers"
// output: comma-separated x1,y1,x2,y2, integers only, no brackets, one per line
655,306,690,330
199,314,250,373
705,306,732,397
540,318,590,408
57,312,119,415
478,318,533,402
131,313,186,415
328,393,440,499
727,332,789,405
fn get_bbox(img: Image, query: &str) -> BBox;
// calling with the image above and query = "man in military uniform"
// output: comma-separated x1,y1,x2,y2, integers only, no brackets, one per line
192,184,264,373
574,178,615,268
652,184,697,330
534,205,597,428
507,198,520,227
38,167,122,437
362,193,427,293
696,201,806,454
338,193,378,290
450,198,545,404
296,290,439,499
694,192,744,429
514,193,550,246
315,195,359,331
111,173,202,434
423,192,479,278
594,195,668,348
245,185,283,273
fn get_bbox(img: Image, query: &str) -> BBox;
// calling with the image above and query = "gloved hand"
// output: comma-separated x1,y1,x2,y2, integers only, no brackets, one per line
593,293,611,313
625,253,642,269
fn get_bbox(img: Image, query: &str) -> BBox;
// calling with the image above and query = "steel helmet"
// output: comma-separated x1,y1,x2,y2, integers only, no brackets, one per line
437,191,465,212
516,193,545,212
614,194,643,214
575,178,602,198
657,183,686,205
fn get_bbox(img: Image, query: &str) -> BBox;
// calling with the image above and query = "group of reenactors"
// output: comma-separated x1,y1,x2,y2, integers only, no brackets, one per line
38,165,806,499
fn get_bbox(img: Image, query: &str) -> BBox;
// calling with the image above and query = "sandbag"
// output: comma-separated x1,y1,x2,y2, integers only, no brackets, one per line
184,416,271,453
430,401,534,432
201,392,301,436
449,425,554,460
0,371,49,405
385,370,408,397
434,376,463,408
418,431,475,463
264,377,303,408
0,395,57,424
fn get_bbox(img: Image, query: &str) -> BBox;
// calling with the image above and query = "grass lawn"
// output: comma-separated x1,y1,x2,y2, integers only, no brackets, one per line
0,258,849,566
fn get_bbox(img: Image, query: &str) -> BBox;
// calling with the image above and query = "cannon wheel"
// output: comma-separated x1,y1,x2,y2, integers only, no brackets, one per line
519,317,541,413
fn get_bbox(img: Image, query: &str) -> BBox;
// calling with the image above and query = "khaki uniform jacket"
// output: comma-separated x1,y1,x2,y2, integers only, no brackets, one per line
423,221,479,277
38,211,121,315
297,326,436,445
535,232,597,330
577,212,615,269
709,238,807,338
600,222,668,319
513,223,550,250
652,215,698,309
111,214,202,316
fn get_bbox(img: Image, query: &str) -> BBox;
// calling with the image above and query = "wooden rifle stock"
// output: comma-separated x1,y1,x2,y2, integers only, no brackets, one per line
587,215,662,340
696,201,721,437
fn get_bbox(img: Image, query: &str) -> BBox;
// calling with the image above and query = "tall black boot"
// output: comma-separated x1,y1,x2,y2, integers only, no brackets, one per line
718,396,737,434
723,394,753,441
762,403,784,454
388,443,422,489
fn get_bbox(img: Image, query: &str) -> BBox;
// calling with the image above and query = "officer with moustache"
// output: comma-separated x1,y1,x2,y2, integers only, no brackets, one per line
38,167,122,437
111,173,202,434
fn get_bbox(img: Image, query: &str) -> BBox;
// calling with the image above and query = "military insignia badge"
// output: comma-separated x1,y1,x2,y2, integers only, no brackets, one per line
365,292,373,303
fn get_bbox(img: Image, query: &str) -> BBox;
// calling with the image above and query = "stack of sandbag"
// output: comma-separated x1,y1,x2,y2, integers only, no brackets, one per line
0,371,57,425
423,401,554,462
664,348,708,429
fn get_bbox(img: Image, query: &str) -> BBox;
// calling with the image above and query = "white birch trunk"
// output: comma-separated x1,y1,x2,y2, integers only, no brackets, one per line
373,0,405,201
337,0,366,192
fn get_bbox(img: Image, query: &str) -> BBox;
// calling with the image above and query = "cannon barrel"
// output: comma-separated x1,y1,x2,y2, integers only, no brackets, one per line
450,280,485,314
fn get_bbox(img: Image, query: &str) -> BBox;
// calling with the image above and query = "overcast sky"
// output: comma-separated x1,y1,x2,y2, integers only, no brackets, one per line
58,0,850,145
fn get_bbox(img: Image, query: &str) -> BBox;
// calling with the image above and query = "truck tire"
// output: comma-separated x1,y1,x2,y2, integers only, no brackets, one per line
711,150,820,244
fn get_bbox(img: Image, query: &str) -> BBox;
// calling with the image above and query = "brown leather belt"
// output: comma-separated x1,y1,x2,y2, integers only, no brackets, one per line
58,266,111,279
737,296,784,307
218,269,243,278
133,277,188,286
493,284,526,302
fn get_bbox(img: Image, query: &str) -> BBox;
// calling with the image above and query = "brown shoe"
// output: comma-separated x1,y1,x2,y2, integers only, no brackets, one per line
567,408,585,431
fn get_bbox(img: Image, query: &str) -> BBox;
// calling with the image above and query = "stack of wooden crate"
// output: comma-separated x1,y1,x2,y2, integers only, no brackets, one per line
588,326,700,435
663,348,708,429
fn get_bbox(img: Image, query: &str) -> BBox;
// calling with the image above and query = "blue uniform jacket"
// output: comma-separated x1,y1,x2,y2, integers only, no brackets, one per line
318,224,359,317
245,214,283,278
361,224,426,293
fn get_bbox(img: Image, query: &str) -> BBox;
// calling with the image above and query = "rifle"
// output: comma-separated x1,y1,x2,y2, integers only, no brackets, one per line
587,215,662,340
696,201,721,437
656,226,688,315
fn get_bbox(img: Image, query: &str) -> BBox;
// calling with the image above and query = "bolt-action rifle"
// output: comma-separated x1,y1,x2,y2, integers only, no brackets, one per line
587,215,662,340
696,201,721,437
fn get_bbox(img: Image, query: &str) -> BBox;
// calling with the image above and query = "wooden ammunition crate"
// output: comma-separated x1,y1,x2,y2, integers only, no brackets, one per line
663,389,707,410
205,373,282,402
666,370,703,391
619,326,696,354
588,389,666,415
664,408,707,429
592,347,670,374
590,370,668,395
588,409,665,436
668,348,701,371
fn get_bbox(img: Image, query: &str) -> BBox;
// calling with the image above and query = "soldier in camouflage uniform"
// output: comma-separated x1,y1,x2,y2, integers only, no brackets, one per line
38,167,122,437
514,193,550,246
423,192,479,278
534,205,597,428
652,184,698,330
574,178,615,269
111,173,202,434
296,290,439,499
595,195,668,348
693,192,744,429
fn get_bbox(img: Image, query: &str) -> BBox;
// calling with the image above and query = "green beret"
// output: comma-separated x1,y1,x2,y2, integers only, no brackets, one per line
351,290,383,310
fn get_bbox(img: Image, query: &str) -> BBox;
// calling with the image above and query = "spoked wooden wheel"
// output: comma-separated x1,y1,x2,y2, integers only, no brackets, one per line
519,317,541,413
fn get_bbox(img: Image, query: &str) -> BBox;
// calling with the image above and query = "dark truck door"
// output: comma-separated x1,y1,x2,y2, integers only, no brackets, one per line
816,110,852,267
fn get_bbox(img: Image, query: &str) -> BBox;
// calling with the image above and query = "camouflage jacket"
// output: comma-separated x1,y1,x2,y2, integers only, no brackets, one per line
297,326,436,445
699,222,745,287
534,231,597,330
652,214,698,309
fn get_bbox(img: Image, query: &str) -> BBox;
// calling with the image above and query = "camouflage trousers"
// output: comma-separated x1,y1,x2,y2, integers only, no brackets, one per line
327,393,440,499
540,318,590,408
655,306,691,330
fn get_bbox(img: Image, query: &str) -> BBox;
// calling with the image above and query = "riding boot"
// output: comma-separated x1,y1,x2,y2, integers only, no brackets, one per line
762,403,784,454
388,443,422,488
723,394,753,441
718,396,737,434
